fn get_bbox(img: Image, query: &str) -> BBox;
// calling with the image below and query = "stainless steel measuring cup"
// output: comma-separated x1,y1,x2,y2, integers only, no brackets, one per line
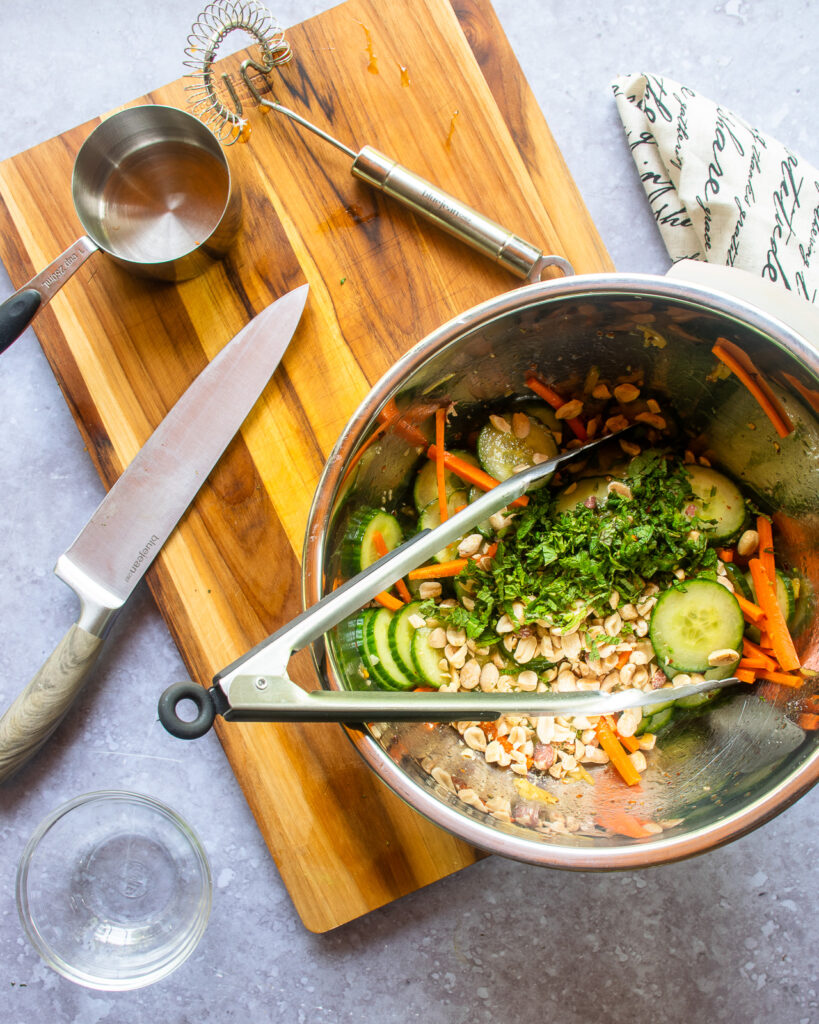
0,104,241,352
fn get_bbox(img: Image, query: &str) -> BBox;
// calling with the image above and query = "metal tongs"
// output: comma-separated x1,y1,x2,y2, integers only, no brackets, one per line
157,429,740,738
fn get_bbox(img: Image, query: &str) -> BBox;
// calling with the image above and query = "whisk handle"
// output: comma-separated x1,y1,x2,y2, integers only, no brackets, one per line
351,146,572,282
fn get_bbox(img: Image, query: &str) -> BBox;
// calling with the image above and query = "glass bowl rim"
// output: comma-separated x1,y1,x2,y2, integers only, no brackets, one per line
16,789,212,990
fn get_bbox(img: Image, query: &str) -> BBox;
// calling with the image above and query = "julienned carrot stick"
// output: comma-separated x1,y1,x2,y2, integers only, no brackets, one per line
377,397,429,448
524,376,588,441
748,558,801,671
712,340,792,436
595,718,641,787
734,592,766,625
757,515,775,580
716,548,734,562
715,339,794,432
435,408,448,525
606,713,639,752
376,397,399,423
523,377,564,409
595,810,655,839
617,732,641,753
408,559,469,580
734,669,757,684
372,530,412,603
738,658,771,671
374,591,404,611
426,445,529,508
797,713,819,730
742,636,773,658
755,670,803,688
712,341,793,438
782,371,819,415
742,637,777,671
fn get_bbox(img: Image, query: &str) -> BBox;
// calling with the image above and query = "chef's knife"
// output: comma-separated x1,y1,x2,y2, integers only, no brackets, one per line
0,283,309,783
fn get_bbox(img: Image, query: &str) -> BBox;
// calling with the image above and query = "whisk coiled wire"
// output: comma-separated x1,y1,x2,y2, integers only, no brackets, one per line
183,0,292,143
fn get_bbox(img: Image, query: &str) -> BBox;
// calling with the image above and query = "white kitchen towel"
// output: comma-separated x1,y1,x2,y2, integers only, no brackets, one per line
612,72,819,304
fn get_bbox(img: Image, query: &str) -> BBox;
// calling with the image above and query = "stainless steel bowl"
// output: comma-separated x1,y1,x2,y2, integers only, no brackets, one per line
303,268,819,867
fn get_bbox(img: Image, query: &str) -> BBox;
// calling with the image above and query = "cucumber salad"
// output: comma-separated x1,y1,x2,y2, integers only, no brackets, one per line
340,379,805,807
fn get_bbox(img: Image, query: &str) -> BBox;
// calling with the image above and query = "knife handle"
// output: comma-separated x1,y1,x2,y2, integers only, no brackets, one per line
0,623,103,783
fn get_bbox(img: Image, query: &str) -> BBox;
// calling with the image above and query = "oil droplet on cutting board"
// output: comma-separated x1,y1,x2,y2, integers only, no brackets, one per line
356,20,379,74
445,110,460,148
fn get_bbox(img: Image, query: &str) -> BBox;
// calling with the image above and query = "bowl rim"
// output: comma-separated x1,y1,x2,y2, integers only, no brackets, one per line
16,789,212,990
302,270,819,868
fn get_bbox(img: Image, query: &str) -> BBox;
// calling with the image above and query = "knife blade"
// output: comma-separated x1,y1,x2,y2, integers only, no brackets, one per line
0,282,309,782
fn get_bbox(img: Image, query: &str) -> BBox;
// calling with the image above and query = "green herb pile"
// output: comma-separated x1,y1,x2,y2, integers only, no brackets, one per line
425,450,724,642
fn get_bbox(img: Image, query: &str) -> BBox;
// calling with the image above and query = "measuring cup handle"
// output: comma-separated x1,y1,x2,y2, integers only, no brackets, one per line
0,236,98,352
0,291,41,353
351,146,573,282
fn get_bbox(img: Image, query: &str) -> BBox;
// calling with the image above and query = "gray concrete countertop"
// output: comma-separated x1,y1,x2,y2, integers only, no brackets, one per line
1,2,817,1021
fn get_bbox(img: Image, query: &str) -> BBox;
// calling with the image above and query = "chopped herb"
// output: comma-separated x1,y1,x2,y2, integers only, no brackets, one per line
586,630,620,661
433,450,724,635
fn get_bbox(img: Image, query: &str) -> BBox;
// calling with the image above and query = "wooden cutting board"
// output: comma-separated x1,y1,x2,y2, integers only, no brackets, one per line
0,0,612,931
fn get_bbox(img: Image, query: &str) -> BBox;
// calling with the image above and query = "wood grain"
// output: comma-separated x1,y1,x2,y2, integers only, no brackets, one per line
0,0,611,930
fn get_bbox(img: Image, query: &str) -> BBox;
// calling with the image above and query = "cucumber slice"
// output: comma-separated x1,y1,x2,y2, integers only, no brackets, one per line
723,562,753,600
404,576,426,599
745,568,796,625
341,508,404,575
411,627,450,688
413,450,478,512
418,490,469,562
356,610,400,690
644,699,676,715
476,413,558,482
645,706,674,731
686,465,746,542
388,601,425,679
649,579,744,679
674,689,719,710
519,401,562,438
635,706,675,735
336,614,372,690
367,608,416,689
789,573,813,636
554,475,614,514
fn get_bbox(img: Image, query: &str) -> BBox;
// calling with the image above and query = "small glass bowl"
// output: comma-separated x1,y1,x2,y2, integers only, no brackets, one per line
16,791,212,990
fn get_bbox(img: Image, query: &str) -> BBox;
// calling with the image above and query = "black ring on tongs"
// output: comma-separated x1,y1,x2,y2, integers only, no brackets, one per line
157,682,217,739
